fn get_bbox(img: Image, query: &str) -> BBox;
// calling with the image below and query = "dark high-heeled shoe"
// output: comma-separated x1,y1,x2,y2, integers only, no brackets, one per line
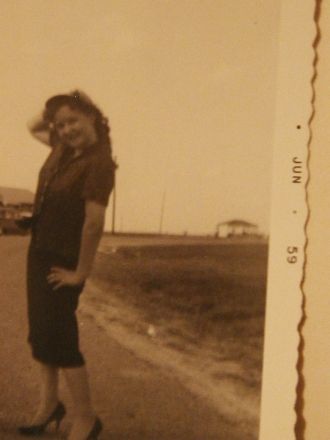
86,417,103,440
18,401,66,436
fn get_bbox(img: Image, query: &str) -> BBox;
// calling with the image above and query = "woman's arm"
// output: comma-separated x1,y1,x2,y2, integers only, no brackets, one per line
27,113,51,146
48,201,106,290
75,201,106,280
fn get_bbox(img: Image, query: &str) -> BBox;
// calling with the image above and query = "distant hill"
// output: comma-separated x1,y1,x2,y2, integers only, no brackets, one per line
0,187,34,205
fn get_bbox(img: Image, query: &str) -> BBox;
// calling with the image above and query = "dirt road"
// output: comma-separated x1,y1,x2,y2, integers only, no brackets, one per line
0,236,254,439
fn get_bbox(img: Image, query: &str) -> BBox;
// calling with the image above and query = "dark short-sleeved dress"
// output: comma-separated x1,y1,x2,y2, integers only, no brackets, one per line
27,143,114,367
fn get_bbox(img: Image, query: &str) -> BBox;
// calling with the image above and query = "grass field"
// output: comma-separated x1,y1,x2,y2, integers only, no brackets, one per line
91,241,268,389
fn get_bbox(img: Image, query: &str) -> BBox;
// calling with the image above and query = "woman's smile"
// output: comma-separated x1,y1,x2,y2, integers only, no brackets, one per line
64,130,83,147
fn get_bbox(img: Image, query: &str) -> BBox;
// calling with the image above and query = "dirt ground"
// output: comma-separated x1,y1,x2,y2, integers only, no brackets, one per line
95,237,267,389
87,236,266,436
0,236,260,439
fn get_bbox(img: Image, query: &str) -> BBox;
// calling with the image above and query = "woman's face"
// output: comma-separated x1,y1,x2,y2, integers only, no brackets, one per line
53,105,98,150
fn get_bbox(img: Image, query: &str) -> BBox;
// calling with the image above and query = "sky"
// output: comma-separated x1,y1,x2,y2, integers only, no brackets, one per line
0,1,280,235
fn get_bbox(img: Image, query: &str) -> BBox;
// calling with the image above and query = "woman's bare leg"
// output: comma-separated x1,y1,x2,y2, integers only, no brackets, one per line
63,365,96,439
32,362,59,424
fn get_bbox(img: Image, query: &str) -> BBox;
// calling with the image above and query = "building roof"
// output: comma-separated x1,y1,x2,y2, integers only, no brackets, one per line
217,219,258,227
0,187,34,205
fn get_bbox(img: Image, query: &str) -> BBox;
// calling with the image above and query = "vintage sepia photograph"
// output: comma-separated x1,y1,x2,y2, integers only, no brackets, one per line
0,1,286,439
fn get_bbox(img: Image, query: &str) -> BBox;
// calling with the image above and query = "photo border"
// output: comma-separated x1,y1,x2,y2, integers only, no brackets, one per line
259,1,316,438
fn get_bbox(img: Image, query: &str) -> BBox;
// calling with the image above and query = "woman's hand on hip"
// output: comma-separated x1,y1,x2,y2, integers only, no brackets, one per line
47,266,86,291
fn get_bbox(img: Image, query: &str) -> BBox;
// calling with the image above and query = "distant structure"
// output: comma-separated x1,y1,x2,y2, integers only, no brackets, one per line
0,187,34,234
0,187,34,207
215,219,259,238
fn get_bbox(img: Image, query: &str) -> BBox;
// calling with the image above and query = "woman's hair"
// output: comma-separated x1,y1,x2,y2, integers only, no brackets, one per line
43,90,113,156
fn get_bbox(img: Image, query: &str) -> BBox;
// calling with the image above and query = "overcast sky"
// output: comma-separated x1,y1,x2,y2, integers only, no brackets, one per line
0,1,280,235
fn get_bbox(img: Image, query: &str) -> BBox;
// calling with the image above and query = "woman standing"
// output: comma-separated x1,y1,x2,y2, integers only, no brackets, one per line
19,91,115,439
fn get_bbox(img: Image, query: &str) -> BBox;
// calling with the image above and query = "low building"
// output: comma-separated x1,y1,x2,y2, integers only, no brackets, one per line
215,219,259,238
0,186,34,234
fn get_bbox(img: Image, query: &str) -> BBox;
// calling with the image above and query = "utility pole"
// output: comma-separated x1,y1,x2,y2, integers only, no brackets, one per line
159,189,166,235
111,157,118,235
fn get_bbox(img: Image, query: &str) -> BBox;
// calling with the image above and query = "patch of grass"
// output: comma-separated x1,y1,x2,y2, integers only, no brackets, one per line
91,243,268,386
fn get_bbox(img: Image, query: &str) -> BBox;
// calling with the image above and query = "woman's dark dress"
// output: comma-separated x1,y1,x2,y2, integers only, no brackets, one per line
27,143,114,367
